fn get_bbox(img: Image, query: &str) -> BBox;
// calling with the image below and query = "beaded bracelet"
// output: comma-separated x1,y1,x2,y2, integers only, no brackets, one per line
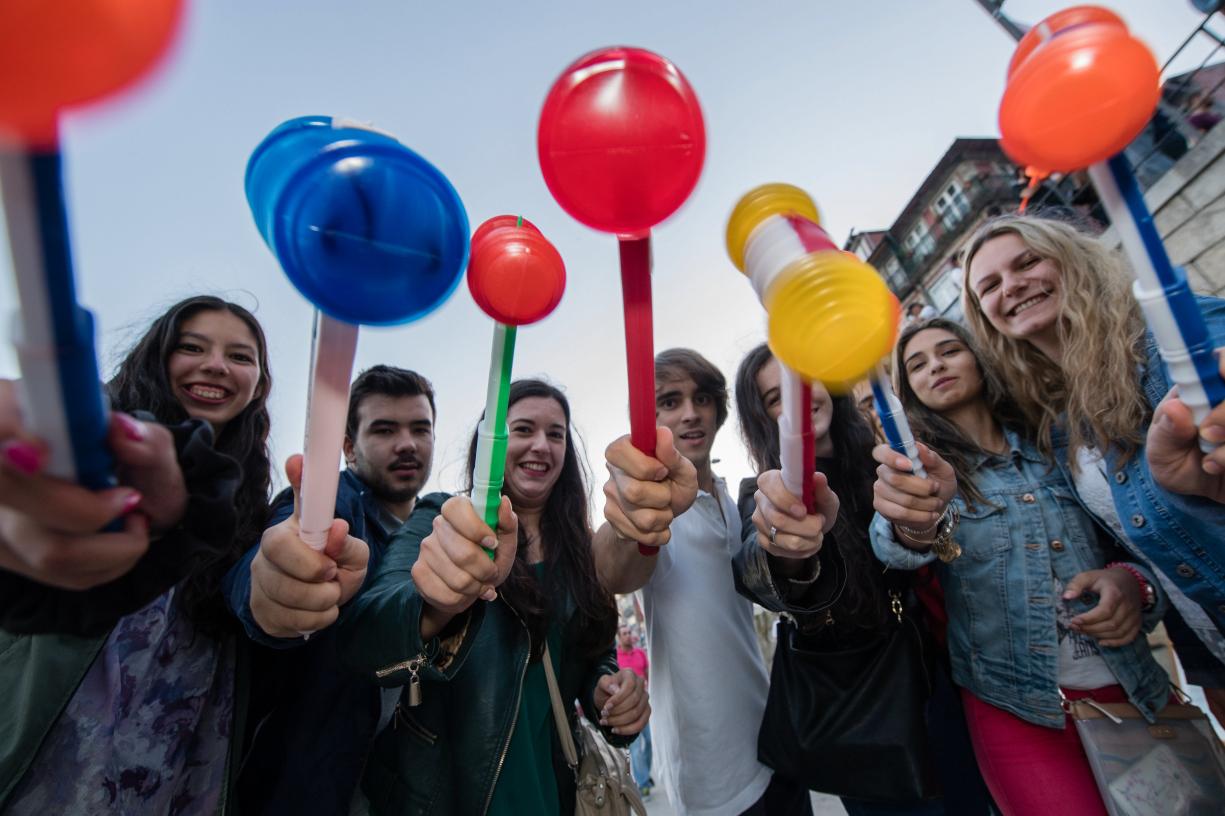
1106,561,1157,612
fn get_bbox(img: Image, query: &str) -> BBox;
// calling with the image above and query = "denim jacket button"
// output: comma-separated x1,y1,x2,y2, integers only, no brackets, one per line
1022,493,1036,503
1176,563,1197,578
1130,514,1146,528
1113,471,1127,484
1049,539,1065,551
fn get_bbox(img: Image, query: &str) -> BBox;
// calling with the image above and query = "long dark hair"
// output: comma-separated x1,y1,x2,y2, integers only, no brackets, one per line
892,318,1025,510
734,343,880,626
109,295,273,635
465,379,616,660
734,343,876,521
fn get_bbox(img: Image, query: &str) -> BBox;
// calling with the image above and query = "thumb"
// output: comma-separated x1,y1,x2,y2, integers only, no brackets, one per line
322,517,353,562
811,471,839,532
916,442,948,474
285,454,305,520
1063,570,1099,600
654,426,681,478
1151,396,1198,452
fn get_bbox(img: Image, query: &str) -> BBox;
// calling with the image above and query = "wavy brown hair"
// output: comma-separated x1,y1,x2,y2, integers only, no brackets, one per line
960,214,1148,470
893,318,1027,511
465,379,616,661
109,295,272,636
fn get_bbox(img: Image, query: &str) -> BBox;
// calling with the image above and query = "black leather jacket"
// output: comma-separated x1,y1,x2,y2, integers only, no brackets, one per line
734,475,898,645
339,493,628,815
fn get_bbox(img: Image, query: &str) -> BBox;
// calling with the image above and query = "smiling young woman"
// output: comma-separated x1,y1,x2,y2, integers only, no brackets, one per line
338,378,646,816
960,213,1225,725
1,295,274,814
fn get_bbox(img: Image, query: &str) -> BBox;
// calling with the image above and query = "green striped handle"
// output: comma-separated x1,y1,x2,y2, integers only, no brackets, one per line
471,322,517,558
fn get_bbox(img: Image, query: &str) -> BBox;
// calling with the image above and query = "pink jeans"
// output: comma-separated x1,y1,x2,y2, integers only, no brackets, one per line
959,686,1128,816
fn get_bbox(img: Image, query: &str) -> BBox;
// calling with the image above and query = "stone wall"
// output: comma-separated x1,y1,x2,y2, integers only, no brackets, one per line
1106,122,1225,296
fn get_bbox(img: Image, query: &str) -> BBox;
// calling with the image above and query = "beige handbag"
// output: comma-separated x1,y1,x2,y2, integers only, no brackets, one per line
541,643,647,816
1065,692,1225,816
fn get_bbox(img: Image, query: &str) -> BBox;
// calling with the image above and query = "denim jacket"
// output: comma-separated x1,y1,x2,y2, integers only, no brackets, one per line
871,429,1171,728
1050,295,1225,635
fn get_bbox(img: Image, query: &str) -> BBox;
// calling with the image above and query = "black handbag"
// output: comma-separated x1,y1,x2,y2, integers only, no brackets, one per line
757,591,941,803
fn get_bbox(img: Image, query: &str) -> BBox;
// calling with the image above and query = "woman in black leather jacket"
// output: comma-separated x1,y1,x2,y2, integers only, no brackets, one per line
731,342,993,816
340,379,647,815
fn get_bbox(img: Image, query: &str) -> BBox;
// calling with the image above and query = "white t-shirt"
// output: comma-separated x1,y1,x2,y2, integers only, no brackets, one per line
1073,446,1225,667
642,475,773,816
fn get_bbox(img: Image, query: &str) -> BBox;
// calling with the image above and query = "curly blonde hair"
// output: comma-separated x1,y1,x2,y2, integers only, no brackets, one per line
959,214,1148,469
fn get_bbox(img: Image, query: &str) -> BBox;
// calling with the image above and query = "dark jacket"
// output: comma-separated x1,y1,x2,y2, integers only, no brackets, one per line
222,468,402,815
734,468,899,645
338,493,629,816
0,418,241,636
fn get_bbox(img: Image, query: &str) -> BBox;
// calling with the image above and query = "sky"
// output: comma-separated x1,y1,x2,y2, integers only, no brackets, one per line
0,0,1213,509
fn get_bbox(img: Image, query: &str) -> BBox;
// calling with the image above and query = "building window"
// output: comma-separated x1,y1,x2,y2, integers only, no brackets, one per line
935,183,970,230
904,222,935,263
883,257,907,291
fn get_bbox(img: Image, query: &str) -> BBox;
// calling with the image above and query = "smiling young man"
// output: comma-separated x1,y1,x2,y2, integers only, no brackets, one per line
222,365,440,814
595,348,812,816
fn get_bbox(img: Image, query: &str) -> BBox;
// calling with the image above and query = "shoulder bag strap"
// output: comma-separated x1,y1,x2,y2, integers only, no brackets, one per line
541,642,580,769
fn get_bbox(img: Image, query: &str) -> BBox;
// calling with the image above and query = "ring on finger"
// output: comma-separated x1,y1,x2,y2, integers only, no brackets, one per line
769,526,778,545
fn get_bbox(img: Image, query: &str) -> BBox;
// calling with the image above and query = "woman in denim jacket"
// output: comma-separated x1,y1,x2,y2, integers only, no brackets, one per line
870,319,1170,816
958,214,1225,715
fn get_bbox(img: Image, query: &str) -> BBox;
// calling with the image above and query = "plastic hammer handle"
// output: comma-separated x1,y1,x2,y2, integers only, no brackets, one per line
870,368,926,478
778,365,816,513
298,312,359,549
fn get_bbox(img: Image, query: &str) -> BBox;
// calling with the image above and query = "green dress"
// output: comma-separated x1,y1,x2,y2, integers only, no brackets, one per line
487,564,565,816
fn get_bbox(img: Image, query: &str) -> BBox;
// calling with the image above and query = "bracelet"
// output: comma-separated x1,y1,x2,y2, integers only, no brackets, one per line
786,557,823,587
896,508,946,540
1107,562,1156,612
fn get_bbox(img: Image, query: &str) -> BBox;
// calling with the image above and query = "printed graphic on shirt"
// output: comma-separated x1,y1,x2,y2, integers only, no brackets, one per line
1054,576,1117,689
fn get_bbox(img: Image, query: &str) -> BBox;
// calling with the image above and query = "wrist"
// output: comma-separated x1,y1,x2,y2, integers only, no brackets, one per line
1107,562,1156,612
897,504,960,562
896,514,941,543
420,603,457,641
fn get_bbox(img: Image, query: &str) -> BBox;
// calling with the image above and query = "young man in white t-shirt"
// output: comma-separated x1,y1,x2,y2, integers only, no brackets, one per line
593,349,816,816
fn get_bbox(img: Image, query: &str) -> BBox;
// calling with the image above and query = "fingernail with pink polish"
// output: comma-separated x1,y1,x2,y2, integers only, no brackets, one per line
115,413,148,442
120,492,143,515
2,441,41,475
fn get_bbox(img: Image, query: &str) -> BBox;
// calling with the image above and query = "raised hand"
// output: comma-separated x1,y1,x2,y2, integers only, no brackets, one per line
250,454,369,638
872,442,958,534
602,426,698,550
0,380,154,588
413,494,518,639
1147,358,1225,503
751,469,838,560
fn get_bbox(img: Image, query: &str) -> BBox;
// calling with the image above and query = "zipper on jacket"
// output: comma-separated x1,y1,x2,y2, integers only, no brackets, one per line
482,607,532,816
377,654,427,706
394,704,438,744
